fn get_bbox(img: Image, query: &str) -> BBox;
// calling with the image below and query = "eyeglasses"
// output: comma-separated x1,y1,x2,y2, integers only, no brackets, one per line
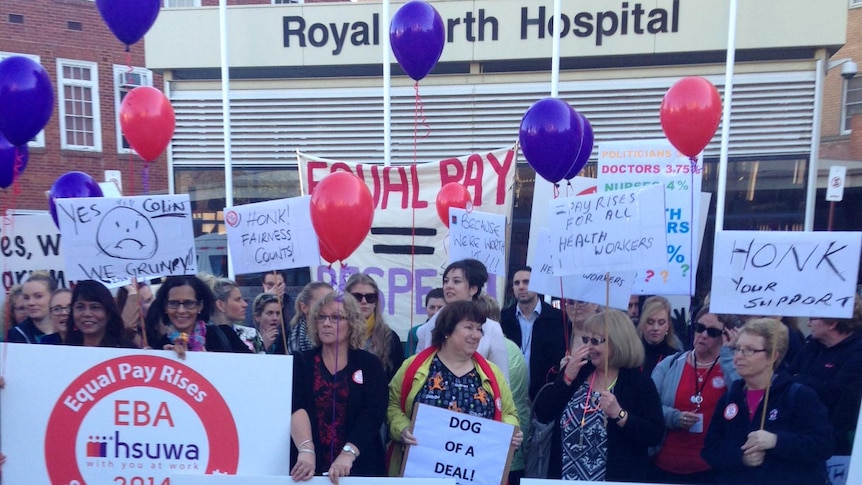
693,322,723,338
731,346,767,356
565,299,590,307
350,292,378,304
316,313,344,324
51,305,71,315
166,300,200,310
581,335,607,346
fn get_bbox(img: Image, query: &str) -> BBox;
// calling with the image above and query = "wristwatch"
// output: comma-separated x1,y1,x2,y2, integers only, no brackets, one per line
609,409,627,423
342,444,358,457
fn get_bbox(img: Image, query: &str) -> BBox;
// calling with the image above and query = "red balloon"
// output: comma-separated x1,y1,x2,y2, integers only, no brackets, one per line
120,86,175,162
310,172,374,264
660,77,722,158
436,182,471,228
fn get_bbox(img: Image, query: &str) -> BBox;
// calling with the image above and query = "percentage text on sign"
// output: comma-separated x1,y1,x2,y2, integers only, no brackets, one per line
667,245,684,263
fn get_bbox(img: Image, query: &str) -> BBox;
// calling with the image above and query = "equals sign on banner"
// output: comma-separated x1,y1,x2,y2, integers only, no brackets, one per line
371,226,437,255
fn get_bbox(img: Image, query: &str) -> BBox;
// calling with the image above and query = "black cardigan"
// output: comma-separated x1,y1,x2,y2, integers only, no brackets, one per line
291,347,388,477
533,364,665,481
500,300,567,399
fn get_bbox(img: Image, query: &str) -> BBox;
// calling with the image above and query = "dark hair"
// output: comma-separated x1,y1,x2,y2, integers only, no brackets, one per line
153,275,215,325
431,300,487,348
65,280,128,347
509,265,531,281
425,287,444,306
442,259,488,301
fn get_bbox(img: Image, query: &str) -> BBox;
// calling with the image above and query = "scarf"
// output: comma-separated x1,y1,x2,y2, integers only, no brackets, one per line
167,321,207,351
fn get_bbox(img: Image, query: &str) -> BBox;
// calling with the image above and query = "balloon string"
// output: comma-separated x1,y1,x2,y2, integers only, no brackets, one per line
125,52,134,73
142,162,150,195
553,183,560,199
128,152,135,196
413,82,431,160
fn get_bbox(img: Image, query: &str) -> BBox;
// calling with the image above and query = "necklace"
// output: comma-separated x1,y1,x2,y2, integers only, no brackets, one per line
690,352,719,410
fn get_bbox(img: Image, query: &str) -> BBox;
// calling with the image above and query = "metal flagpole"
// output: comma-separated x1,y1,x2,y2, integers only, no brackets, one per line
551,0,561,97
715,0,738,233
383,0,392,167
219,0,235,279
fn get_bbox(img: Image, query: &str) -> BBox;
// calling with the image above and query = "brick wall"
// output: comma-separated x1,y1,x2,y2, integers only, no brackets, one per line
821,5,862,161
0,0,168,213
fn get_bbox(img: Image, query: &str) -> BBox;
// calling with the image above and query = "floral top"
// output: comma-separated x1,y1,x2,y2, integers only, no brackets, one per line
413,355,495,419
233,324,265,353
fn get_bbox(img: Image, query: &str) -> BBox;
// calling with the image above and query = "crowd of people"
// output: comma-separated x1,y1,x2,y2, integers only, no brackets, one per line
2,259,861,484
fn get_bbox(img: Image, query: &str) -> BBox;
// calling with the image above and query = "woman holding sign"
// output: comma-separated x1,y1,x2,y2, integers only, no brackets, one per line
387,300,521,477
290,291,388,484
532,310,664,482
702,318,833,485
650,307,738,483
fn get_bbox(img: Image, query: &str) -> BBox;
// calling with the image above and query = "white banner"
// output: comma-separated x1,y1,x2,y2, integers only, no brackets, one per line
298,148,517,338
597,139,702,295
548,185,666,275
224,196,320,275
57,195,197,285
710,230,862,318
1,213,68,290
404,404,515,485
448,208,506,275
1,345,293,484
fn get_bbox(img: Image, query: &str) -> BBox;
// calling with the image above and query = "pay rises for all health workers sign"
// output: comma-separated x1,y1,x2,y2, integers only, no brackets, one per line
1,346,293,484
298,148,517,339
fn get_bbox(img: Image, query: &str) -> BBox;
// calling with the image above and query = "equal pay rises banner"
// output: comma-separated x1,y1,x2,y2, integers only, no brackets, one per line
1,346,293,484
57,195,197,285
298,148,516,338
710,230,862,318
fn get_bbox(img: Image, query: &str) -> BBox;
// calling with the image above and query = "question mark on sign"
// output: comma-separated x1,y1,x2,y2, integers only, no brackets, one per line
681,264,690,277
660,270,669,283
645,270,655,282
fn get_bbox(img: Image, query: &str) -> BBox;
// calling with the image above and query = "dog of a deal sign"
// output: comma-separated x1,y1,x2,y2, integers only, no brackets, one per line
1,346,292,484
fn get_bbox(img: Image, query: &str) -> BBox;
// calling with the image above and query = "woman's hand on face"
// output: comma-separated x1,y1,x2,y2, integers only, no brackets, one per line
327,453,354,485
401,427,418,446
290,451,315,481
722,327,739,347
511,429,523,448
678,411,701,430
563,345,591,382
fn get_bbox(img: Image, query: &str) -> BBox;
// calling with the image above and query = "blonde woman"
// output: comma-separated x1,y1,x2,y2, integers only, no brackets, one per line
345,273,404,380
638,296,682,375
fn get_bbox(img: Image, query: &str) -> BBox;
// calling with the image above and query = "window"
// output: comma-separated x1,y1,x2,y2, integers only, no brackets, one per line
164,0,200,7
274,1,304,4
57,59,101,151
113,65,153,154
842,77,862,133
0,52,45,148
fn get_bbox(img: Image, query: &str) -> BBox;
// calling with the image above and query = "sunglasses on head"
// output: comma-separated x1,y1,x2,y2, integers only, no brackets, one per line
693,322,723,338
350,292,378,304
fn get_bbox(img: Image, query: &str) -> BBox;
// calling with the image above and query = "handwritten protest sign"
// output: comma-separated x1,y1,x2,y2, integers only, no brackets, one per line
224,196,320,275
547,185,666,275
598,140,703,295
298,148,516,338
172,477,454,485
56,195,197,286
448,208,506,275
403,404,515,485
529,228,634,310
1,213,67,291
1,345,292,484
710,230,862,318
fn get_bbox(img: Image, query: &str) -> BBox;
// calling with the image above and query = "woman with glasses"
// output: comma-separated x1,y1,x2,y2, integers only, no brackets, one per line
252,292,282,353
345,273,404,380
290,291,388,483
638,296,683,375
532,310,664,482
650,307,739,483
151,276,251,357
702,318,833,485
41,289,73,345
64,280,138,348
7,271,57,343
387,301,521,477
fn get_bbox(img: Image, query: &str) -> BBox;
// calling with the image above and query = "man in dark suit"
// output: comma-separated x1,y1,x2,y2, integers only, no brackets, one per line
500,265,567,399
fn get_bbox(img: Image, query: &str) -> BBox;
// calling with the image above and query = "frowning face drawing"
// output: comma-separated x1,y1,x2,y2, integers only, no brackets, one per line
96,206,158,260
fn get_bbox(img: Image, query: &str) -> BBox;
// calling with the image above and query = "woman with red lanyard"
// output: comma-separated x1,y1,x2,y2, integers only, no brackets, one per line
650,307,739,483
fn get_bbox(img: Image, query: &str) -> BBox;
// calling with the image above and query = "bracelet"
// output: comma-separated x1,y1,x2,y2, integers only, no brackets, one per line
299,448,315,455
298,439,313,449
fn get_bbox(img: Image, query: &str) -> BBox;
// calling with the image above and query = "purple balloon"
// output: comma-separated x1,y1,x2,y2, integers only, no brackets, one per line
519,98,584,184
564,113,594,180
49,172,104,228
0,133,28,189
96,0,161,46
0,56,54,147
390,1,445,81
